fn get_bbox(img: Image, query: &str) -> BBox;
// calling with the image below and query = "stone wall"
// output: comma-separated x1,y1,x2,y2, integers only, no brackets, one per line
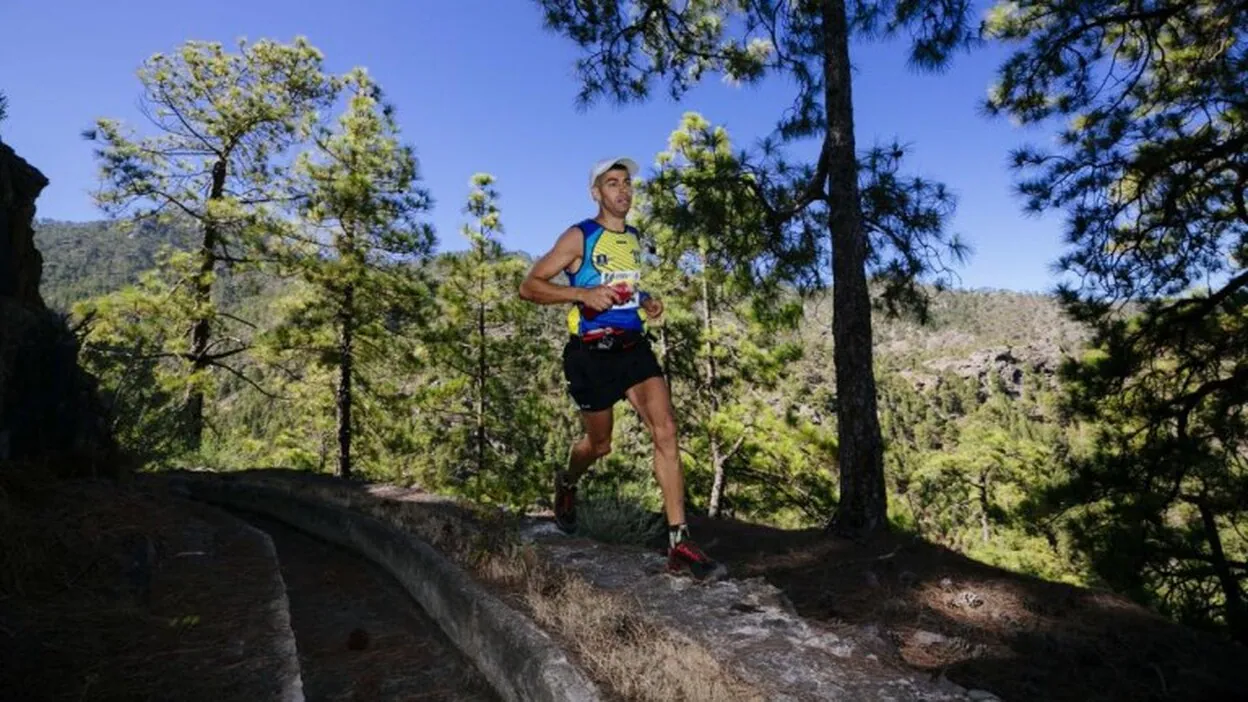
0,139,119,477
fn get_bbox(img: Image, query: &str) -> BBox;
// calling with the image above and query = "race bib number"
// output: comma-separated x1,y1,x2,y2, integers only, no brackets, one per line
602,270,641,309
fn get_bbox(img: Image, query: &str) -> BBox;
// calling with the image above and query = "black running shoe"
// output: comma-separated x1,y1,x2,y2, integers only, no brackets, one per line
554,473,577,533
667,539,728,581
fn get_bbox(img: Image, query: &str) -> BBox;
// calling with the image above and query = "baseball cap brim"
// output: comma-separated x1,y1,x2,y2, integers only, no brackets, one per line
590,157,640,187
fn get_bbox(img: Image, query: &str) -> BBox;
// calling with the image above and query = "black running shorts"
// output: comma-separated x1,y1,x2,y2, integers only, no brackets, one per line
562,334,664,412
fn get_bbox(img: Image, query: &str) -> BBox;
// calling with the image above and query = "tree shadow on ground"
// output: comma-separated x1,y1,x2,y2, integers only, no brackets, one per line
683,513,1248,702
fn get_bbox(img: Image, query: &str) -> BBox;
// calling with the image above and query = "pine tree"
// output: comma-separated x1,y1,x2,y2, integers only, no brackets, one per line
984,0,1248,640
72,251,206,465
637,112,807,517
83,37,338,451
417,174,557,505
531,0,973,535
272,68,435,479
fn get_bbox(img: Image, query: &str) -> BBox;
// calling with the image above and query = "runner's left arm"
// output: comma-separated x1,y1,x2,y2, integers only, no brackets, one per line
519,226,618,310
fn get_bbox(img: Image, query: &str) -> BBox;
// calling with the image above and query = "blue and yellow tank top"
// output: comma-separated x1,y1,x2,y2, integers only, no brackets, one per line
565,218,647,336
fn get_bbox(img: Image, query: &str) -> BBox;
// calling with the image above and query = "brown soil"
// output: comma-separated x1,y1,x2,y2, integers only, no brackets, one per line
678,514,1248,702
237,512,498,702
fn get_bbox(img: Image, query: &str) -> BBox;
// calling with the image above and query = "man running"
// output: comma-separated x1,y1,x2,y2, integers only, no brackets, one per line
518,157,725,581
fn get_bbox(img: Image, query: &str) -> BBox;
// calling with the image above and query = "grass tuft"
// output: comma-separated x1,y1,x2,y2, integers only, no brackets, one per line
575,491,665,546
525,575,763,701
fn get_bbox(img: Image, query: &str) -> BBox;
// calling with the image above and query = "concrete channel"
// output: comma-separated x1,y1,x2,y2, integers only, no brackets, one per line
240,512,500,701
166,474,603,702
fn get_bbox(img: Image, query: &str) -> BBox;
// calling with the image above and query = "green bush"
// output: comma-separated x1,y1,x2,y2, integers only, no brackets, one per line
575,491,665,546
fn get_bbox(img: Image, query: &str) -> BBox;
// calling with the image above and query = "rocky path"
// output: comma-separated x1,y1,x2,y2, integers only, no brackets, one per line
239,513,499,702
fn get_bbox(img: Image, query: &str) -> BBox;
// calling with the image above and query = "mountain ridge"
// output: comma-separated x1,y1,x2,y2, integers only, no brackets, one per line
34,217,1088,364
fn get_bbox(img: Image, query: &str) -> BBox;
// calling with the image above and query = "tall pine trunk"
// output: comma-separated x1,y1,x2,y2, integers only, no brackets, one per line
185,158,226,450
978,469,991,543
658,327,672,379
1198,499,1248,644
701,252,727,517
476,272,487,482
708,443,726,517
336,282,355,479
822,0,886,536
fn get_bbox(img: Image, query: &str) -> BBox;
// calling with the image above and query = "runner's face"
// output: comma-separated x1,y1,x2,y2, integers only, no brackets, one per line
594,167,632,217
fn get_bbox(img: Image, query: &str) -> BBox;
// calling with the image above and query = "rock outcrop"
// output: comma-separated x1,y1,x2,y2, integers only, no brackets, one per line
918,344,1069,399
0,139,119,477
0,142,46,305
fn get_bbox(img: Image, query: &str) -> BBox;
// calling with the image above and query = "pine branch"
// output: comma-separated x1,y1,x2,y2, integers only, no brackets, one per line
204,357,281,399
201,345,251,363
153,84,222,157
218,312,258,329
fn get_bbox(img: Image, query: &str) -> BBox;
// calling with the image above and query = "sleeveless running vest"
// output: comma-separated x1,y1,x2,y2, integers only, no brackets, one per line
564,218,647,337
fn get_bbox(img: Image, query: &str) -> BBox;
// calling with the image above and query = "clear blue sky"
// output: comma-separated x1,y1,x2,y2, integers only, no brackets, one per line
1,0,1067,293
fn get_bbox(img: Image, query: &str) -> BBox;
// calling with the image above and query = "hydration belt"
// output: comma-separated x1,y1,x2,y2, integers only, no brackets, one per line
570,327,646,352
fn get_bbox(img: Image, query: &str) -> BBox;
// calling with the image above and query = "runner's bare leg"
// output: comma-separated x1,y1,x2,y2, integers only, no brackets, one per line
625,375,685,526
565,407,613,483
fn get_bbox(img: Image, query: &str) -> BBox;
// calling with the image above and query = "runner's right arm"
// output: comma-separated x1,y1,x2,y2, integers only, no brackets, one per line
519,226,619,311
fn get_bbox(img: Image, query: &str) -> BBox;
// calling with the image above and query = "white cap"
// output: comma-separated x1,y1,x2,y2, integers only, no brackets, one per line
589,157,640,188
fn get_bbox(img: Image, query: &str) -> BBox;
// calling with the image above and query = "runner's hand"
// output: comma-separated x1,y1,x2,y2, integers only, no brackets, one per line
642,295,664,321
579,285,622,312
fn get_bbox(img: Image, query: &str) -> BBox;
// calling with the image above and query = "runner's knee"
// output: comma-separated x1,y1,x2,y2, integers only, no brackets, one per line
590,438,612,458
651,417,677,451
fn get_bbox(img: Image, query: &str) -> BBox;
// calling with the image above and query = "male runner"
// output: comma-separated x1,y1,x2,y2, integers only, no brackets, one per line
518,157,725,581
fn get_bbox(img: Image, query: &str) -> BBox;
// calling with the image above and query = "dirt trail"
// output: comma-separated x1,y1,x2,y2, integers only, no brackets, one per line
239,513,498,702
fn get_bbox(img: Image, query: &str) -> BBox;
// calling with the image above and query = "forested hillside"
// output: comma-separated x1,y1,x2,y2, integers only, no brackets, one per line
34,219,198,312
37,210,1091,570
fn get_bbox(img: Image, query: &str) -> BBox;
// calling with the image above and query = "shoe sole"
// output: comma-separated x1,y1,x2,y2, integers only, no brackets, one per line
667,562,728,582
